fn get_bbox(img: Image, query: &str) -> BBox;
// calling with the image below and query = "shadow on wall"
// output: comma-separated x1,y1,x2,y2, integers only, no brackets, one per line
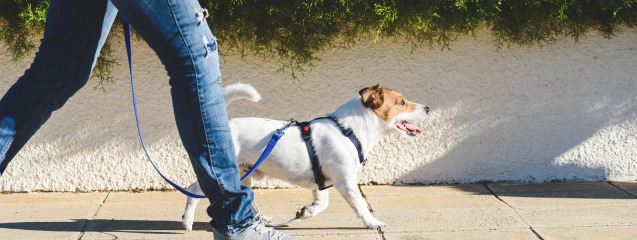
395,66,637,184
223,29,637,187
1,26,635,191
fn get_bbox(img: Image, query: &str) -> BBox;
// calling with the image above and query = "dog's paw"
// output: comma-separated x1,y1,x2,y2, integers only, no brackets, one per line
364,219,386,229
182,214,194,232
295,205,318,219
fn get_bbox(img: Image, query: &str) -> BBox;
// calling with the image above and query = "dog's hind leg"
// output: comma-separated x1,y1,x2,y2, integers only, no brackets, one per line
296,189,329,219
182,181,203,231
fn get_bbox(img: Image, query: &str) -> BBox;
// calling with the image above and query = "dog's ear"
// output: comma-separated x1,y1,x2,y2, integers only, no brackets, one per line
359,85,384,109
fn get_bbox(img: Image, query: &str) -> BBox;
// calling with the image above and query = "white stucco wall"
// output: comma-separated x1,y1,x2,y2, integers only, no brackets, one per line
0,28,635,192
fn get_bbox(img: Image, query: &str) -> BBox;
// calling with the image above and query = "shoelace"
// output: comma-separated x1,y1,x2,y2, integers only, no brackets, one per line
250,203,288,240
252,221,271,235
250,220,287,239
252,214,292,240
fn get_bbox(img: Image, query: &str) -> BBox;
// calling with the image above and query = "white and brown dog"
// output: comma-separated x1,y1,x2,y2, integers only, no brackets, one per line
182,83,428,230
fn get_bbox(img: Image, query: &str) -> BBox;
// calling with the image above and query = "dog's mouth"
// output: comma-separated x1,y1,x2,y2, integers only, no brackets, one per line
396,120,421,136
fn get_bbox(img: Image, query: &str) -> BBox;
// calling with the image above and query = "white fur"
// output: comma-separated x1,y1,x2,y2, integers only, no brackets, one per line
182,83,427,231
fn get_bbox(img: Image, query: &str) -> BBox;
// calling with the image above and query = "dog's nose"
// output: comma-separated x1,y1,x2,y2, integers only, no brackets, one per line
424,106,430,114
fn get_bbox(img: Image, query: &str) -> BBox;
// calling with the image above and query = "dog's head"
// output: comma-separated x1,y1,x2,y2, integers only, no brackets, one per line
359,85,429,137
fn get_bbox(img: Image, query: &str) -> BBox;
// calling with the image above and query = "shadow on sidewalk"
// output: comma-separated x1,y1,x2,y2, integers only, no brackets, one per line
0,219,209,234
0,219,370,234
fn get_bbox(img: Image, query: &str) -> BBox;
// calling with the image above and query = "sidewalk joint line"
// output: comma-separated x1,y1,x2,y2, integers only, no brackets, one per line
76,191,110,240
607,181,637,198
359,186,386,240
483,184,545,240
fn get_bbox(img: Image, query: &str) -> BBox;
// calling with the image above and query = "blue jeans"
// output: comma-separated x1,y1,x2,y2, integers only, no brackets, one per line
0,0,254,235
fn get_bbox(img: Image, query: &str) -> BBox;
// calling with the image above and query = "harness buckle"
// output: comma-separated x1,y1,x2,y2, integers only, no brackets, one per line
343,128,353,136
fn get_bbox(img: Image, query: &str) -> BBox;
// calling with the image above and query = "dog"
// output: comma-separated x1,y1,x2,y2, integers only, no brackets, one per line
182,83,429,230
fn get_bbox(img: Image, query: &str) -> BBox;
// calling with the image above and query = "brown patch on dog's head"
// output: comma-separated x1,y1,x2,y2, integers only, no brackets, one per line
359,85,418,122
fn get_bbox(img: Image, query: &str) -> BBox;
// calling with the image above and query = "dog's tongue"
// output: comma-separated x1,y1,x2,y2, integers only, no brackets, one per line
403,121,422,134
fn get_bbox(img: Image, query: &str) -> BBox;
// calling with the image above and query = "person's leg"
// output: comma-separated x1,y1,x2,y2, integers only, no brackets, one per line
109,0,254,235
0,0,117,174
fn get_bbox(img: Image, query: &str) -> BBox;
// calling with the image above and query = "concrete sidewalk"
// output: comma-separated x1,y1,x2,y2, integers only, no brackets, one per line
0,182,636,240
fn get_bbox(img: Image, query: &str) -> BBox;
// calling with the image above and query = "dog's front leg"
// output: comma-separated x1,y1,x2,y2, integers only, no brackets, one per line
182,181,203,231
334,182,386,229
296,189,329,219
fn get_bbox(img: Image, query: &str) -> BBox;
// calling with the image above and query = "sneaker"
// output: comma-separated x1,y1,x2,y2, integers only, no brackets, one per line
212,218,301,240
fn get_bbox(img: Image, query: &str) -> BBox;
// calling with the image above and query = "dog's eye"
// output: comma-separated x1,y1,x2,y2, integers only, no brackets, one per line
399,100,405,105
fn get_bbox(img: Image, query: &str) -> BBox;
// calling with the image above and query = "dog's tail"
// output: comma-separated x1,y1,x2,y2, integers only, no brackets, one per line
223,83,262,105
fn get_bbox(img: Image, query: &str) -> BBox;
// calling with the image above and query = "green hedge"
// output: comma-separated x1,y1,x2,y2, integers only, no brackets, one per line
1,0,636,86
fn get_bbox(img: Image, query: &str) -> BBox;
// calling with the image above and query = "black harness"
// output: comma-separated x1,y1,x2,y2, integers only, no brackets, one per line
296,116,366,190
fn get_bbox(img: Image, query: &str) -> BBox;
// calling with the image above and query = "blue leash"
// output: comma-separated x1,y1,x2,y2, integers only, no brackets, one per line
240,119,295,182
121,17,286,198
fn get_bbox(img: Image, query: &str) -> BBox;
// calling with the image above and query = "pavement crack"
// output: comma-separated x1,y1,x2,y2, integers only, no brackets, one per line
359,186,387,240
483,184,545,240
607,181,637,198
77,191,110,240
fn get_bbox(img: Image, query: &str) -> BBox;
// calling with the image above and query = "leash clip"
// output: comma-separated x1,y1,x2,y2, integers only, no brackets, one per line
275,118,296,136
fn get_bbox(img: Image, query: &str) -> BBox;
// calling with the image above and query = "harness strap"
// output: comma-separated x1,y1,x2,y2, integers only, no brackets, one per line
298,121,332,190
299,116,366,190
324,116,367,165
